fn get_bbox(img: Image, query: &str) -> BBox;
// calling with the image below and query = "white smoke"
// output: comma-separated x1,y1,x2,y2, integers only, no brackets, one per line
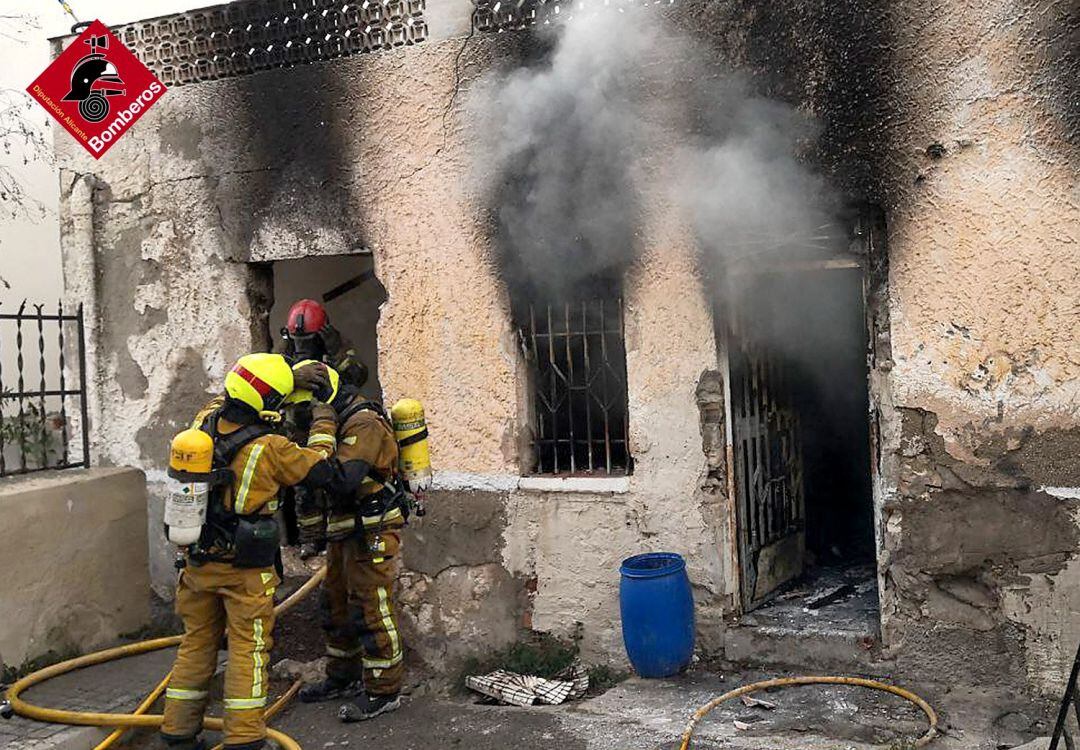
470,4,845,296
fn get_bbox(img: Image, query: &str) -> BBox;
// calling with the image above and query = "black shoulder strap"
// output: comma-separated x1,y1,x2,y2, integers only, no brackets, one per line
200,409,276,468
338,399,390,429
336,400,394,486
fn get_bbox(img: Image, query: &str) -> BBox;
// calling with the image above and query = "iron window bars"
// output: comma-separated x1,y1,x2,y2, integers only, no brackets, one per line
522,298,631,476
0,301,90,477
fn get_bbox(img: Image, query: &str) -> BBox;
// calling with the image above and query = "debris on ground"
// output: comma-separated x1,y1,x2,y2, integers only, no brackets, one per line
271,657,327,684
741,695,778,710
465,664,589,706
806,583,856,610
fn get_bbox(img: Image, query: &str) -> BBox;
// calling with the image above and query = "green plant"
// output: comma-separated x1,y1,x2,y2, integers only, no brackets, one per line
0,391,57,467
586,663,629,694
462,632,580,682
1,645,82,685
460,630,628,698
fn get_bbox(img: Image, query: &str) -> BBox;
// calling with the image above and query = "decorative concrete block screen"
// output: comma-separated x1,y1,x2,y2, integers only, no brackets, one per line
472,0,672,33
113,0,428,88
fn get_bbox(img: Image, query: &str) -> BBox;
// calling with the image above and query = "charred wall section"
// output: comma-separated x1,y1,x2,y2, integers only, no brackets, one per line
55,26,533,666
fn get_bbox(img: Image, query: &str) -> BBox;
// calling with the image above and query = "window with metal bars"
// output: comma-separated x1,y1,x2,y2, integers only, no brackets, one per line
520,296,632,476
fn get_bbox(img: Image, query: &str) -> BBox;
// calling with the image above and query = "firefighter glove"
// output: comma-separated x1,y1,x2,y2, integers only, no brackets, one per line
319,324,343,358
294,362,330,394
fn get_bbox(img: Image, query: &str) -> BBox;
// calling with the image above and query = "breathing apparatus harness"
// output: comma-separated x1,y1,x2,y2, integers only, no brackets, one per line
331,397,421,536
184,406,281,568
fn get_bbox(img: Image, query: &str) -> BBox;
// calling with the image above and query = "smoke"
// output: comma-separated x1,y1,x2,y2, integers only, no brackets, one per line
470,4,846,302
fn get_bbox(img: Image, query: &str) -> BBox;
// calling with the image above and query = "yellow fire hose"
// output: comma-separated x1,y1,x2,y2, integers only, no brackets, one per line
6,566,940,750
679,675,939,749
5,566,327,750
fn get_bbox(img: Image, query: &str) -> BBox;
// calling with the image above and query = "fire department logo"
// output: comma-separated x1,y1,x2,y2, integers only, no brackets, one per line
27,20,166,159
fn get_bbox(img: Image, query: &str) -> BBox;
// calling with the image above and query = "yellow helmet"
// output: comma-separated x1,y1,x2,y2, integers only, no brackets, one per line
284,359,340,405
224,353,294,413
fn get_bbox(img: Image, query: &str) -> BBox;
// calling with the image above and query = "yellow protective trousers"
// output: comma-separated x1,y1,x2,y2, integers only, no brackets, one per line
162,562,280,747
322,529,404,695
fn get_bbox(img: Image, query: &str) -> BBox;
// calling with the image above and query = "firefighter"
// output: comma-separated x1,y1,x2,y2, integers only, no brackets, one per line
280,298,368,389
161,353,336,750
279,298,368,558
293,363,408,722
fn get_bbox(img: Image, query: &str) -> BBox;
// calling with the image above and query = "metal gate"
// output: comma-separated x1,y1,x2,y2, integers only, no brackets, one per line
729,291,806,611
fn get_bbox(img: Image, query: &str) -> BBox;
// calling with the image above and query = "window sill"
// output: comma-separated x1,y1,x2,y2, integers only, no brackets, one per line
517,475,631,494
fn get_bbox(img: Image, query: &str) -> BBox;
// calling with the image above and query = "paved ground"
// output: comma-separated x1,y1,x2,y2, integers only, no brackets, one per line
1,649,176,750
0,567,1059,750
4,651,1057,750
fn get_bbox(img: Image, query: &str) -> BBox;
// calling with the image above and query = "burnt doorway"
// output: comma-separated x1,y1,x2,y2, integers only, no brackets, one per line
268,253,386,400
727,261,876,619
268,253,386,546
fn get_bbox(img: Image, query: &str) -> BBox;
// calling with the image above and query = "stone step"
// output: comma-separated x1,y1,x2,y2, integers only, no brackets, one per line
722,622,895,676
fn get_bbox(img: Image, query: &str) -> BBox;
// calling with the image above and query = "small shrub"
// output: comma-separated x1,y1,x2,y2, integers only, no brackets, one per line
587,663,629,694
1,646,83,685
460,631,628,698
461,631,579,682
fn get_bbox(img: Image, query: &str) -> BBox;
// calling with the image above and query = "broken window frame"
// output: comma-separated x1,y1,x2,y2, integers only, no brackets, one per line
519,295,632,477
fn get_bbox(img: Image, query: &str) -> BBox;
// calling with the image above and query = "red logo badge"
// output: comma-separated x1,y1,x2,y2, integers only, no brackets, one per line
27,20,166,159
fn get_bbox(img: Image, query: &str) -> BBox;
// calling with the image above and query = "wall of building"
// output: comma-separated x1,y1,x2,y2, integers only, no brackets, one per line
0,467,149,673
51,15,730,663
53,0,1079,689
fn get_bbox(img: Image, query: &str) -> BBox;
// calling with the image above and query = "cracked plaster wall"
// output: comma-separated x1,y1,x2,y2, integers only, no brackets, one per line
55,27,728,665
54,0,1080,685
672,0,1079,692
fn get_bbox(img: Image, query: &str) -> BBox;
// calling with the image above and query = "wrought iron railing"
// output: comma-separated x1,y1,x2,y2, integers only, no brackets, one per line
0,301,90,477
521,298,631,476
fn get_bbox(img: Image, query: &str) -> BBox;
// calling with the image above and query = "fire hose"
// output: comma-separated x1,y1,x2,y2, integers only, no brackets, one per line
679,674,939,749
2,566,327,750
3,565,940,750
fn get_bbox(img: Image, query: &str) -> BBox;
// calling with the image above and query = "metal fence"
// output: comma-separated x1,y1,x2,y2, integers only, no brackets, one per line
0,301,90,477
521,298,631,476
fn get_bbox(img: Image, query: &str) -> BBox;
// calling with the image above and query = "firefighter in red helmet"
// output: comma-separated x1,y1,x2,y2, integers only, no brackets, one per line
280,299,368,559
280,299,368,390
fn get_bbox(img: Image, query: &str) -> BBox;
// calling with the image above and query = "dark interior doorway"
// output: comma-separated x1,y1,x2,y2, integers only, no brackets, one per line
727,263,877,624
268,253,386,400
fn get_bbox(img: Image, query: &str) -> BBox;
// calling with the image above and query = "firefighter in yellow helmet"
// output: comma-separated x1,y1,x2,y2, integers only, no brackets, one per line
161,353,337,750
289,361,409,721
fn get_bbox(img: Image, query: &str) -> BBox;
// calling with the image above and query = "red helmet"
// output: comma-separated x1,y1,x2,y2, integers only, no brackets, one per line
286,299,328,336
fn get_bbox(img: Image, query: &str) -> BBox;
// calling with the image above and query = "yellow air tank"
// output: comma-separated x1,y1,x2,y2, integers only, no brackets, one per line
391,398,432,492
165,429,215,546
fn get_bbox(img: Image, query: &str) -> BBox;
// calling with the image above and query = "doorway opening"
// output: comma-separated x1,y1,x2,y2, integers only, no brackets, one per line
726,259,878,635
267,253,386,546
268,253,386,400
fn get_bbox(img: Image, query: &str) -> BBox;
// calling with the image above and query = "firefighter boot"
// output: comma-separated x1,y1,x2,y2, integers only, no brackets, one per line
338,693,401,723
222,742,264,750
298,539,325,560
298,676,364,704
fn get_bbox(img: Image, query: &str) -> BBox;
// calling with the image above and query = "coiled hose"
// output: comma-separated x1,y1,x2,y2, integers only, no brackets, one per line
679,674,938,749
4,566,327,750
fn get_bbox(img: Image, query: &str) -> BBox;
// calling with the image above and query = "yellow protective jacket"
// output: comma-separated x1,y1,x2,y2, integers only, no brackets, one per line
193,396,338,517
336,400,399,498
323,398,402,537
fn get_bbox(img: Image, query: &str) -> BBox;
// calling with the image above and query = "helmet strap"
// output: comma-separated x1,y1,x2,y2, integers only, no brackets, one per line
221,398,260,425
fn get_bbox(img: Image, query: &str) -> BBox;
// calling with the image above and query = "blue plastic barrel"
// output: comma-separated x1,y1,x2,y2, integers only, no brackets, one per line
619,552,695,678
